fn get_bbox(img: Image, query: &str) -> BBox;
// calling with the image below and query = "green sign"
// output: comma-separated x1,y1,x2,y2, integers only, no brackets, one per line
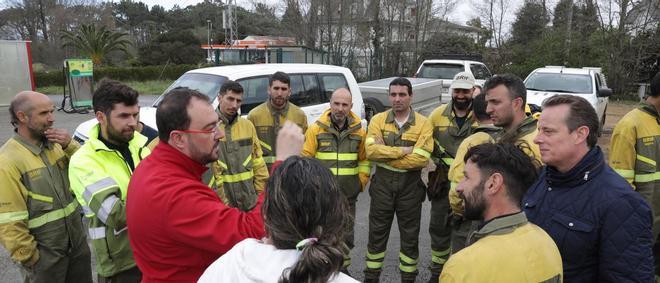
67,59,93,77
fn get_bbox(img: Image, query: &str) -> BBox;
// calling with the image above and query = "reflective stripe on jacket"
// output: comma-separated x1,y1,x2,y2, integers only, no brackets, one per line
211,113,269,210
0,135,84,267
247,101,308,169
365,109,433,171
610,104,660,189
68,124,149,277
428,102,477,167
302,109,370,196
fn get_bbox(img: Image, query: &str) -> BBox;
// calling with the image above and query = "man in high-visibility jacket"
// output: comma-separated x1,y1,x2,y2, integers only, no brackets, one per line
426,72,478,280
610,71,660,275
211,80,269,211
302,88,370,270
363,77,434,283
248,71,308,171
69,80,148,282
0,91,92,283
447,92,500,254
485,74,541,164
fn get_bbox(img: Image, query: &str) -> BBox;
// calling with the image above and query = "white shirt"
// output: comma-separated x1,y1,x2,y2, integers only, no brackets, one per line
198,238,358,283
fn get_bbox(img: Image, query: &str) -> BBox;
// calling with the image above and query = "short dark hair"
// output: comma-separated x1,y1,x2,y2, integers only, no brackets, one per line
269,71,290,86
156,87,210,143
92,79,139,115
389,77,413,96
220,80,244,96
651,72,660,97
464,143,538,206
484,74,526,110
542,94,599,148
472,93,489,121
264,156,347,283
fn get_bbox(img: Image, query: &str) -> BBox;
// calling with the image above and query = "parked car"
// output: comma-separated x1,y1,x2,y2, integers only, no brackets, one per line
73,63,366,142
359,77,445,120
414,59,492,102
524,66,611,128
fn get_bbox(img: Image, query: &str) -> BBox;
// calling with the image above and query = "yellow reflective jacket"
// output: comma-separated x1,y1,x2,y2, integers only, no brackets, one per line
211,113,269,211
610,104,660,190
0,135,84,267
247,100,308,170
302,109,370,195
365,109,433,171
448,125,501,215
440,212,563,283
428,102,478,167
68,124,149,277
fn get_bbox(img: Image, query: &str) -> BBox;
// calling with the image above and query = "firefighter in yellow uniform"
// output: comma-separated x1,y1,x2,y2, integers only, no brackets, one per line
211,81,269,211
247,71,308,172
363,78,433,283
484,74,541,163
426,72,478,279
302,88,370,270
609,72,660,275
0,91,92,283
446,93,500,254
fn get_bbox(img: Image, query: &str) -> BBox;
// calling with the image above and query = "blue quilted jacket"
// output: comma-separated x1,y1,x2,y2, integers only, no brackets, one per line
523,146,654,282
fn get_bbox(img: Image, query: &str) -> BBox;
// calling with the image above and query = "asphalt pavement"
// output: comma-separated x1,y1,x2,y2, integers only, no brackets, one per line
0,94,437,283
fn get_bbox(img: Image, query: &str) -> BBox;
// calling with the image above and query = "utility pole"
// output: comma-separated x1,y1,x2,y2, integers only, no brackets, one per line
223,0,238,46
207,19,212,61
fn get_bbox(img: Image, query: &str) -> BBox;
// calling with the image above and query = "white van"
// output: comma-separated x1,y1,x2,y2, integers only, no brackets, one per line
73,63,367,142
524,66,612,127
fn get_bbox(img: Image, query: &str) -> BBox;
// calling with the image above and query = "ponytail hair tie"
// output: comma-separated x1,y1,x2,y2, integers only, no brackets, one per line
295,237,318,251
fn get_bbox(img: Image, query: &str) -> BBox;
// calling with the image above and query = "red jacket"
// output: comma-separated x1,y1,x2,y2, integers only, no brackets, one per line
127,142,267,282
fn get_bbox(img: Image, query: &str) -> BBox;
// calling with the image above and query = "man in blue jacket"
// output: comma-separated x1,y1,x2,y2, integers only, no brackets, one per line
524,94,654,282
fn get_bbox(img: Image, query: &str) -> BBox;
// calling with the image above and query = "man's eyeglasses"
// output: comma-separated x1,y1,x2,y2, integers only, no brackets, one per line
175,122,221,135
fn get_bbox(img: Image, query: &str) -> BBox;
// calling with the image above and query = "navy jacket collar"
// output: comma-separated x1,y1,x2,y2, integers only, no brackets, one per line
544,146,605,188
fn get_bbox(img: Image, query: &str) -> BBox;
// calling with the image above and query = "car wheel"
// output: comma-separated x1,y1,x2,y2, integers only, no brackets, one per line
364,99,385,123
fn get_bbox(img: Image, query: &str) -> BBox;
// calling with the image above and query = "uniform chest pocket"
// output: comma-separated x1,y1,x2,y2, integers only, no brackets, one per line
401,132,419,147
551,213,595,261
347,135,362,153
317,133,336,152
27,191,54,212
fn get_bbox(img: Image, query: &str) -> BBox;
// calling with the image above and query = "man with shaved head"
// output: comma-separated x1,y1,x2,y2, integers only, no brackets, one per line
0,91,92,282
302,88,369,273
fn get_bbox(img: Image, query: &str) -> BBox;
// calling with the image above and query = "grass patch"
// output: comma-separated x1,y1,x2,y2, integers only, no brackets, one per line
38,80,172,96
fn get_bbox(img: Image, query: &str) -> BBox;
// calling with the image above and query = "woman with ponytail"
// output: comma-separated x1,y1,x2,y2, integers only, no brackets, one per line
199,156,358,283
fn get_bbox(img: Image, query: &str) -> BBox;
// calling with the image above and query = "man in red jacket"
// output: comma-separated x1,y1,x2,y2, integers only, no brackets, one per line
126,87,304,282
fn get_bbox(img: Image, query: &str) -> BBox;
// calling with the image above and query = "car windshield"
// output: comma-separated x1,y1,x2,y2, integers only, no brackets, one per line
153,73,228,106
418,63,464,79
525,72,593,94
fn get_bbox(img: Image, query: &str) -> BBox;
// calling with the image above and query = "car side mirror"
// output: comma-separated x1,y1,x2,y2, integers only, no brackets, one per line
598,88,612,97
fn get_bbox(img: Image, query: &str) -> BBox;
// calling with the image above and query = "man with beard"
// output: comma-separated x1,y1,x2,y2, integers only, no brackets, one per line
210,80,269,211
426,72,478,281
363,77,433,283
69,80,148,282
446,92,501,253
439,143,562,282
126,87,305,281
302,88,370,272
0,91,92,283
525,95,654,282
484,74,541,162
248,71,308,171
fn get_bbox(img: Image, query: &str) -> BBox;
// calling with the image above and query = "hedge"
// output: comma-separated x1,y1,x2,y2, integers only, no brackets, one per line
34,64,206,87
